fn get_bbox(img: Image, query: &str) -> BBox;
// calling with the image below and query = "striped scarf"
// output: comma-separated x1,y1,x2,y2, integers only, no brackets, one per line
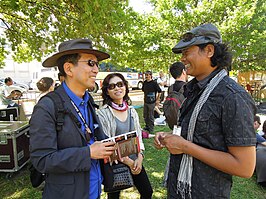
176,69,227,199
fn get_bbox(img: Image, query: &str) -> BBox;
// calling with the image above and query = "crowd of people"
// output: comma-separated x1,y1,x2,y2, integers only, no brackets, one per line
4,23,261,199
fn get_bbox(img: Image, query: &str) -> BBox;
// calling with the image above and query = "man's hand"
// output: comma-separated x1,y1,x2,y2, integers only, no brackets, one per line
162,134,188,155
90,141,116,159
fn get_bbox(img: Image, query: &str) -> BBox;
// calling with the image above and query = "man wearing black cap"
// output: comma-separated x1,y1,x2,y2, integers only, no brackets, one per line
30,39,116,199
155,24,256,198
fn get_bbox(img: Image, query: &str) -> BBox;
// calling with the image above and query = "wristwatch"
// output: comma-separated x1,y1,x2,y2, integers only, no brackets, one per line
139,151,144,158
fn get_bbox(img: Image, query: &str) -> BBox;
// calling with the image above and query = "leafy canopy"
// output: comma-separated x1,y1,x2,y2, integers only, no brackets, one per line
0,0,265,72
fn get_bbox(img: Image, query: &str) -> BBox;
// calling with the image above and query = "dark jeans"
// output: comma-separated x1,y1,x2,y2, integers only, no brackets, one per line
143,102,155,133
107,167,153,199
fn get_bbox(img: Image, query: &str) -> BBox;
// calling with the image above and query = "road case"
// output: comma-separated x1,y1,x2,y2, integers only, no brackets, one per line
0,107,19,121
0,121,30,173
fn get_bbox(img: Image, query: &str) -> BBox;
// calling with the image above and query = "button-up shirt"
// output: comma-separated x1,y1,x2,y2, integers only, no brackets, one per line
168,69,257,199
63,82,102,199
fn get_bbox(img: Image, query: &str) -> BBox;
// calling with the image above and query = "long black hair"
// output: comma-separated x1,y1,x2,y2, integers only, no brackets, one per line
198,42,232,70
101,72,132,106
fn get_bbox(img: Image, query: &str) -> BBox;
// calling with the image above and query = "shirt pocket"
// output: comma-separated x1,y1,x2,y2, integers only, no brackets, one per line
195,109,212,135
195,102,221,136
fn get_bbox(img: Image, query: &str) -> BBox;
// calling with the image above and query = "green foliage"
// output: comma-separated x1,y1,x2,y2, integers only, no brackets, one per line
0,0,265,71
0,0,132,66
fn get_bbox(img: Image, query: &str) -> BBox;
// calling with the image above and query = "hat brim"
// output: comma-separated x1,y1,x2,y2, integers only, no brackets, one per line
172,36,212,54
42,49,110,67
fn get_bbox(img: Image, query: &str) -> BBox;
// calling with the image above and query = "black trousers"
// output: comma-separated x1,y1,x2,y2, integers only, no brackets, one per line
107,167,153,199
143,102,155,133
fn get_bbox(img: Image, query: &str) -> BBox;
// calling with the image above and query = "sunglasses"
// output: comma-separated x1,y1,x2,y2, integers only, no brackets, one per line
108,81,124,90
78,60,99,67
181,33,201,42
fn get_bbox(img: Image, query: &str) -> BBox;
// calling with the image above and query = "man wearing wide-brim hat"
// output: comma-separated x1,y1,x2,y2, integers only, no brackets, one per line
30,38,116,199
154,24,256,198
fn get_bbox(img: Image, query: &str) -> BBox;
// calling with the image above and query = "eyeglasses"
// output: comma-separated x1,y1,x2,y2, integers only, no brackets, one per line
108,81,124,90
181,33,201,42
78,60,99,67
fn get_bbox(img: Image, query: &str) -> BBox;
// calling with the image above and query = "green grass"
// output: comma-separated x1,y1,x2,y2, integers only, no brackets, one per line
1,108,265,198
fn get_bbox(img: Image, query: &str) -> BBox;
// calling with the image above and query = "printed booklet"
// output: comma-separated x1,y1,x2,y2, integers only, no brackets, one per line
101,131,140,163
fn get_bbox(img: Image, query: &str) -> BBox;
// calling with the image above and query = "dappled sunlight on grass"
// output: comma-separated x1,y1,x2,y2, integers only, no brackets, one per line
151,171,164,178
5,189,27,199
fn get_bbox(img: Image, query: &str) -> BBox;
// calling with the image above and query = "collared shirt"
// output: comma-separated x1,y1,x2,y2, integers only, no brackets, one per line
63,82,102,199
168,69,256,199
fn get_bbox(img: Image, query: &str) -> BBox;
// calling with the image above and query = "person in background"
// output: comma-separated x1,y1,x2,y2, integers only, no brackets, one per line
142,70,161,134
254,115,261,132
157,71,167,103
258,120,266,138
97,72,153,199
36,77,55,102
254,115,266,187
0,77,19,108
58,71,65,83
155,23,256,199
1,77,21,100
55,72,65,89
169,62,187,93
254,115,266,148
30,38,116,199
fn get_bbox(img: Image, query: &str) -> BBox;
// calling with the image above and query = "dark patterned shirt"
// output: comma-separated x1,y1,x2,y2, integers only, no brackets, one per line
168,69,257,199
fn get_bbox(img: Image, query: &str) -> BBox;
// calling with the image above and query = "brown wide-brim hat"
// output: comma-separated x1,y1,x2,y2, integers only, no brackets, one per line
172,23,222,54
42,38,110,67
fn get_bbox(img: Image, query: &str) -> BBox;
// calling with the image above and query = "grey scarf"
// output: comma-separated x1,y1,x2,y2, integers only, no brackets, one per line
177,69,227,199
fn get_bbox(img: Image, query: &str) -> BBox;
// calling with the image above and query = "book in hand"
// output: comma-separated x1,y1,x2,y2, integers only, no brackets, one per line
101,131,140,163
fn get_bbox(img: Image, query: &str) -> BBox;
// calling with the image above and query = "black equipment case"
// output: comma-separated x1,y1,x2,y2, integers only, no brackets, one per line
0,121,30,173
0,107,19,121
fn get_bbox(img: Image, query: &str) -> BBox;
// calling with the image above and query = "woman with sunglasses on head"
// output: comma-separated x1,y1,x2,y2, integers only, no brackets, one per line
97,73,153,199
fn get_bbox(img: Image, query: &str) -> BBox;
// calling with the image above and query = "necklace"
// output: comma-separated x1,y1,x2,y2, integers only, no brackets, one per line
111,101,128,111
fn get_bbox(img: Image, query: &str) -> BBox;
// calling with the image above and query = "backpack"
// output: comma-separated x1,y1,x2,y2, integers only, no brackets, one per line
163,84,185,130
29,91,66,188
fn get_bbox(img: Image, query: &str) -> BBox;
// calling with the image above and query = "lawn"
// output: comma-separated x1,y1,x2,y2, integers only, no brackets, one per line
0,108,265,199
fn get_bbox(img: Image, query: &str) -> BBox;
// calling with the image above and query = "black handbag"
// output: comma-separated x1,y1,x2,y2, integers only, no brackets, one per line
102,161,134,193
102,108,135,193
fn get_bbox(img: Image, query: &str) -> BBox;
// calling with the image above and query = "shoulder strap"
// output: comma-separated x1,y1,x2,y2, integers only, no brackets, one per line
178,84,185,93
129,108,133,131
43,91,82,131
44,92,65,132
168,84,174,93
